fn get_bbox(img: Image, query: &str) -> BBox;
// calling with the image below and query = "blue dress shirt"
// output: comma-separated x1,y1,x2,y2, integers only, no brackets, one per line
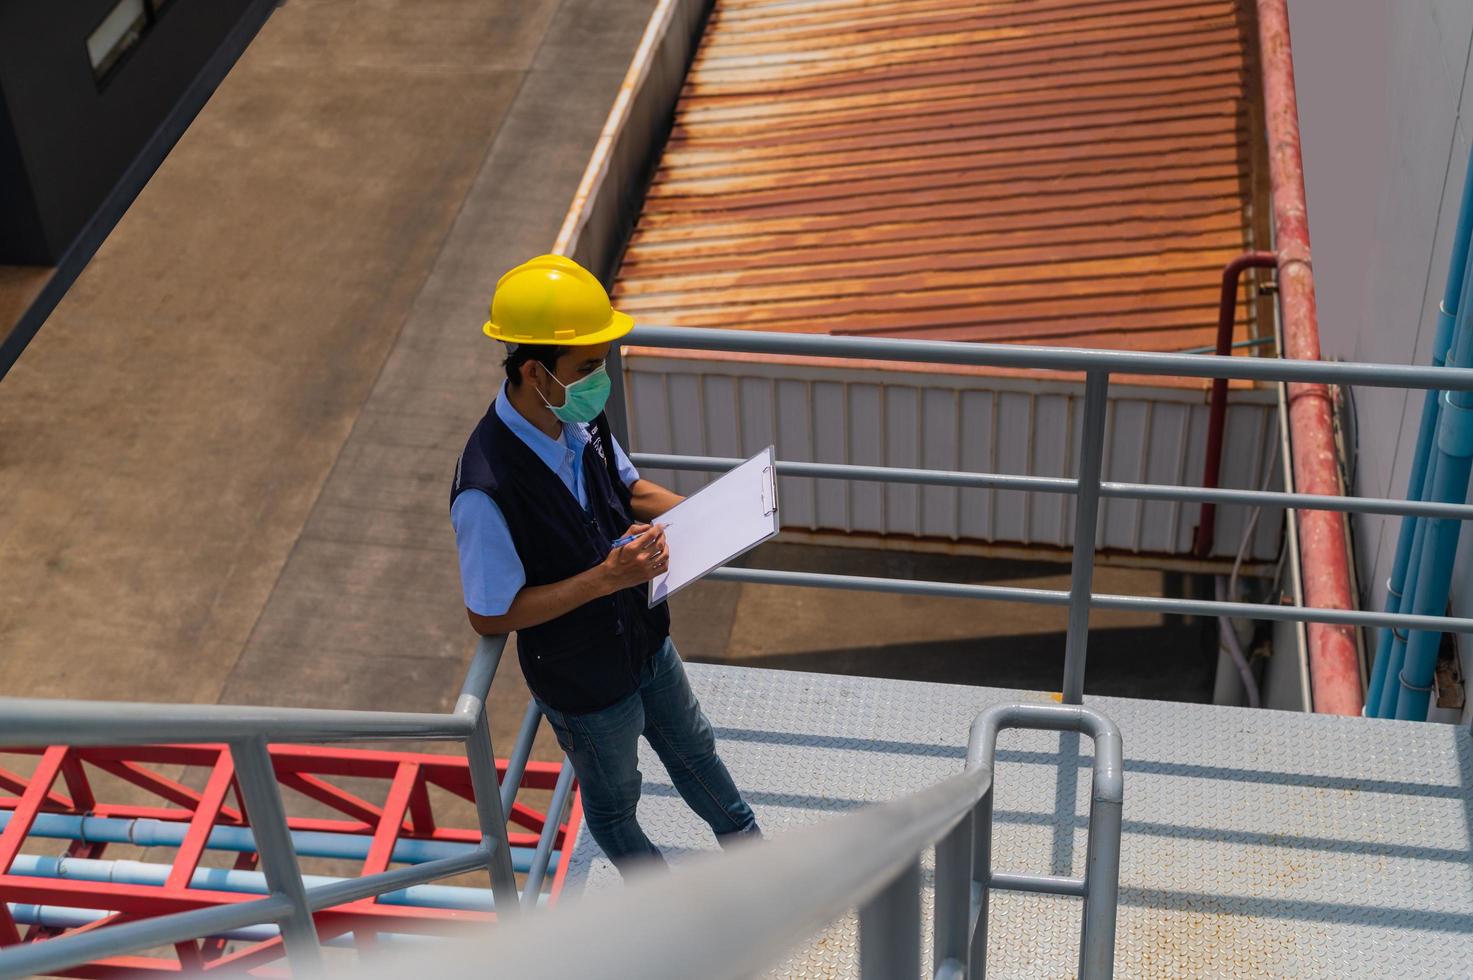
452,383,639,616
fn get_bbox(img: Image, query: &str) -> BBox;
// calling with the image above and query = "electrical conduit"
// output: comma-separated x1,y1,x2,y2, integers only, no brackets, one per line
1365,151,1473,717
1393,239,1473,720
0,811,550,876
6,903,439,947
5,853,506,912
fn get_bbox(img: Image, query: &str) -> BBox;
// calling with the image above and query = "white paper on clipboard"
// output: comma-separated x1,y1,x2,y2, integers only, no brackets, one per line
648,447,779,607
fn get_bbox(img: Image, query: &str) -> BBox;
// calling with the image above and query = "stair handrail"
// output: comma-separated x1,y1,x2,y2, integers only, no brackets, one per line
0,635,521,979
353,702,1124,980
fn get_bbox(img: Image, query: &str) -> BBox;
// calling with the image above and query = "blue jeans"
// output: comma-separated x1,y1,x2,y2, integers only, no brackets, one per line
538,638,759,873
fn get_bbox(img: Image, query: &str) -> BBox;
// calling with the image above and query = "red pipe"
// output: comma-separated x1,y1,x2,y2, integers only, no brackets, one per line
1256,0,1362,715
1194,250,1278,558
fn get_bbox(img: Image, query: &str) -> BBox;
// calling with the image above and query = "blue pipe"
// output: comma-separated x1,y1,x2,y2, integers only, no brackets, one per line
1367,152,1473,716
1377,464,1441,717
1394,261,1473,719
0,811,551,876
6,903,438,947
8,853,497,913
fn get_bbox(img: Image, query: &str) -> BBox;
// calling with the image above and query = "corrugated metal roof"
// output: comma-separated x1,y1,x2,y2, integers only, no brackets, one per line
613,0,1263,386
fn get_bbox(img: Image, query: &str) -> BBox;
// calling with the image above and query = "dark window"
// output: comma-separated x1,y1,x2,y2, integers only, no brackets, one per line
87,0,174,84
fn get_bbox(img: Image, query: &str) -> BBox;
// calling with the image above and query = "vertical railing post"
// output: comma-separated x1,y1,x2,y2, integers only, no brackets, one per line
228,738,322,973
466,708,522,917
969,703,1122,979
1078,714,1124,980
604,343,631,445
859,858,921,979
968,780,995,973
521,758,576,909
1078,789,1124,980
1062,371,1110,704
933,809,974,978
500,700,544,816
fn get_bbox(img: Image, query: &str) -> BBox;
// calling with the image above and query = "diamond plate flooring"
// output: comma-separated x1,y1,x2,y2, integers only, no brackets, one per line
565,664,1473,978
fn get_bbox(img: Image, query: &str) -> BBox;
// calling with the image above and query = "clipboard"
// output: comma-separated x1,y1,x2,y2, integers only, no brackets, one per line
648,446,779,607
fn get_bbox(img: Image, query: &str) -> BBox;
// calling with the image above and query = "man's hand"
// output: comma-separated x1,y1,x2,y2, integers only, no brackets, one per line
467,523,671,637
599,523,669,591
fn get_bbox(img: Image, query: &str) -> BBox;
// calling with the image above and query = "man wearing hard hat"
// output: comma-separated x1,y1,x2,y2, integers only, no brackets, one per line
450,255,760,874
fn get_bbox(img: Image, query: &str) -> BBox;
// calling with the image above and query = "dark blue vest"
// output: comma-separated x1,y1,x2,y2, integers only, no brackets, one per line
451,401,670,714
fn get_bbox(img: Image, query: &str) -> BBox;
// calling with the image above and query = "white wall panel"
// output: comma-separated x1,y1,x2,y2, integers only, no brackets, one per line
811,381,847,530
993,391,1033,544
957,389,996,542
884,385,921,536
920,387,960,539
847,382,885,534
774,378,814,528
1292,0,1473,721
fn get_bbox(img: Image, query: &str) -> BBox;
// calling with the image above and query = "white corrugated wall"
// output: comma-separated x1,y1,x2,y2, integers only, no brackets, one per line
626,355,1283,562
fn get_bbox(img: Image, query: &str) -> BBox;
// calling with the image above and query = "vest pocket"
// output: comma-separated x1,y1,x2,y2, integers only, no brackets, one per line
520,601,631,713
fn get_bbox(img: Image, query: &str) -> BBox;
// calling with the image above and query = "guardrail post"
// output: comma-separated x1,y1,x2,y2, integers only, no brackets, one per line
968,779,994,973
859,857,921,978
934,808,973,977
500,699,544,816
968,703,1123,980
1062,371,1110,704
522,758,576,909
466,708,522,917
228,738,322,972
1079,776,1124,980
605,344,631,445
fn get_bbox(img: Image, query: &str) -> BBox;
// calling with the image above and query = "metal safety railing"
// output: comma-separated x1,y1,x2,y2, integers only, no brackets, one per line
0,634,565,979
7,325,1473,977
356,702,1123,980
619,324,1473,708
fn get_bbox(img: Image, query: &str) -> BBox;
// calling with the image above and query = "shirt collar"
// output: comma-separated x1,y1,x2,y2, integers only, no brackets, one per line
495,381,586,473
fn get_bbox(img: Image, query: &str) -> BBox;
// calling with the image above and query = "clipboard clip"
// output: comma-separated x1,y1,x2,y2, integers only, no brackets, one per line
760,464,779,517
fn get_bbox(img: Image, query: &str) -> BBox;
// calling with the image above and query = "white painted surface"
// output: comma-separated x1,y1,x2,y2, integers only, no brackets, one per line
1291,0,1473,721
625,356,1283,561
648,447,778,605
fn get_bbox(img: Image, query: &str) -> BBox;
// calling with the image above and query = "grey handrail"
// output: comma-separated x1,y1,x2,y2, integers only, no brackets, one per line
0,635,522,979
631,452,1473,522
627,324,1473,391
351,702,1124,980
0,633,507,748
704,566,1473,635
622,326,1473,707
963,703,1124,980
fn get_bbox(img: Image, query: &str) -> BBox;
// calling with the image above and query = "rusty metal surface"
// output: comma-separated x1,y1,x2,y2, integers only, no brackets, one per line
613,0,1263,388
1253,0,1361,716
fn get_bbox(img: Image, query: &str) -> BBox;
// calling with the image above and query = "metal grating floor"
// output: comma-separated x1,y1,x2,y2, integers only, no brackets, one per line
564,664,1473,978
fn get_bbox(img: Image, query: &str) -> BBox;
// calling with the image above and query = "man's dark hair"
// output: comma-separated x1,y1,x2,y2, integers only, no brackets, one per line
504,344,567,388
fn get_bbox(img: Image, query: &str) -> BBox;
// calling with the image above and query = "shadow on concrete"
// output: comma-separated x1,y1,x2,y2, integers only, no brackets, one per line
701,623,1216,703
679,541,1219,702
732,540,1086,584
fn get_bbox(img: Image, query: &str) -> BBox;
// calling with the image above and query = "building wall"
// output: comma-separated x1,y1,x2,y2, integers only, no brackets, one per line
1290,0,1473,722
626,356,1284,563
0,0,260,263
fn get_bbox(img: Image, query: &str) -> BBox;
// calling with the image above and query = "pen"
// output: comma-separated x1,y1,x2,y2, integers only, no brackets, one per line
610,524,674,549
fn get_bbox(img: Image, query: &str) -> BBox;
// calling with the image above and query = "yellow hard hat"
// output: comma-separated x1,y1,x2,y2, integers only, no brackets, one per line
483,254,634,346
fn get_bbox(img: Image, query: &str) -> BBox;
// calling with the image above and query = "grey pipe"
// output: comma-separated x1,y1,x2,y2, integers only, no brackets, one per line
1216,577,1262,709
631,452,1473,522
625,324,1473,392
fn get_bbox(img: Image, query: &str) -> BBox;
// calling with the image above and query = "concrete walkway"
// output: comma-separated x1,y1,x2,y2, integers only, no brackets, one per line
0,0,1215,781
0,0,656,768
